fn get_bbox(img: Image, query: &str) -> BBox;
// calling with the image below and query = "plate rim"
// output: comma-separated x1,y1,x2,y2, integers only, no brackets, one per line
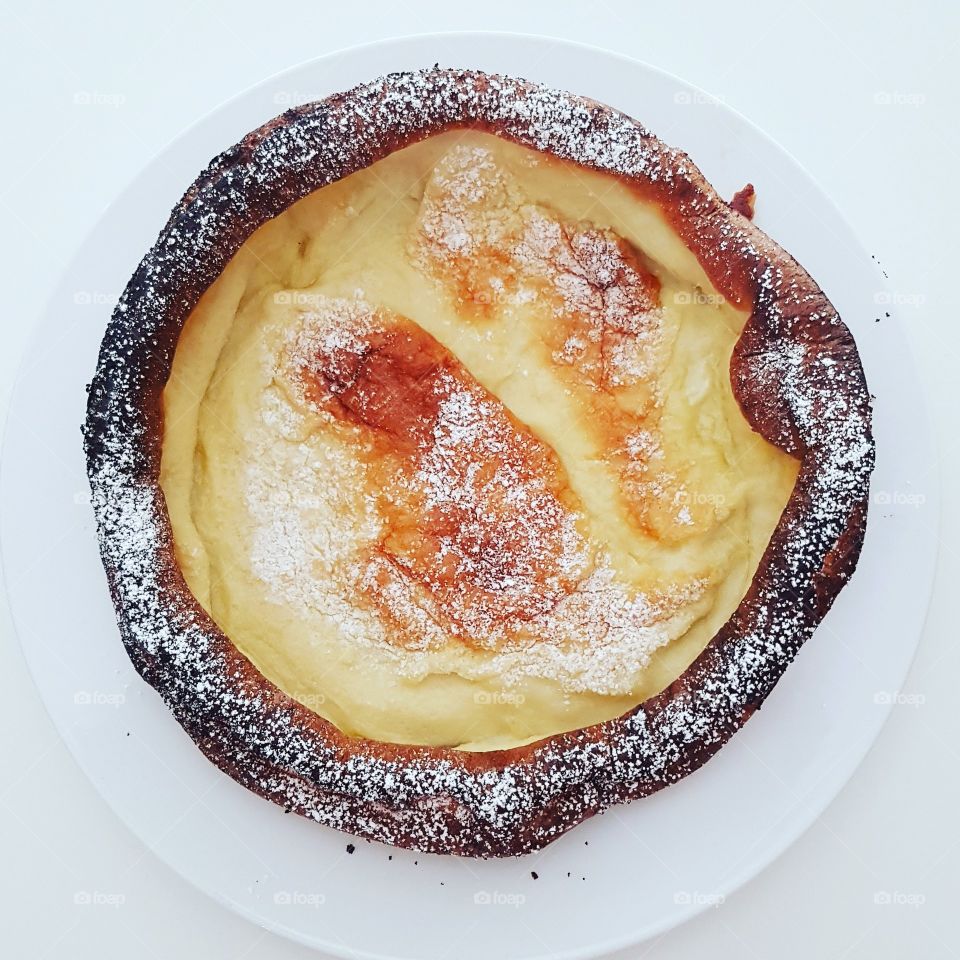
0,30,940,960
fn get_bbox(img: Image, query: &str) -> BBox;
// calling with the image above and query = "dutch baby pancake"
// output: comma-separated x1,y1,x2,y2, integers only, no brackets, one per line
84,69,874,857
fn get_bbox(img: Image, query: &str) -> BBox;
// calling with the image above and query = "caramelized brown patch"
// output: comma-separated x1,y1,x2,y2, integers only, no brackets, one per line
411,144,708,544
520,211,662,396
301,324,450,453
295,309,587,648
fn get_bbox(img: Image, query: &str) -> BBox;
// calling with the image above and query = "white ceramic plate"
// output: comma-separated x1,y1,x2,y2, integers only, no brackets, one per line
0,32,938,960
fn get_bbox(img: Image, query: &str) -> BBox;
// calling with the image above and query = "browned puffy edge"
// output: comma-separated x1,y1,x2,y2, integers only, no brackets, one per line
82,68,875,858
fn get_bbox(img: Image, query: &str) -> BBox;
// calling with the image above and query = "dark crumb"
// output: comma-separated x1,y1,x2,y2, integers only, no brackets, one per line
346,843,355,854
125,732,130,737
440,882,444,886
567,872,571,878
388,855,392,861
875,318,880,323
729,183,756,220
531,871,538,880
885,312,890,318
584,841,589,845
414,860,418,865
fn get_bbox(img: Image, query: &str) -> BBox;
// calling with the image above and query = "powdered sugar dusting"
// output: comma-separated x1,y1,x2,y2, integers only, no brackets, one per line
241,295,702,695
411,144,699,535
413,144,664,391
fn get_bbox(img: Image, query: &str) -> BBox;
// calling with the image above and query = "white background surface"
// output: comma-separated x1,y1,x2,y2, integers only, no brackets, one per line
0,2,956,957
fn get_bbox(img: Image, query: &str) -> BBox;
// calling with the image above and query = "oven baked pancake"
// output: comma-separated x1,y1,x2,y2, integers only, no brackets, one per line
84,69,874,856
159,131,798,751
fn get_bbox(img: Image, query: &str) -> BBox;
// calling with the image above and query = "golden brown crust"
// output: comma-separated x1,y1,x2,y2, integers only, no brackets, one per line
83,68,874,857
